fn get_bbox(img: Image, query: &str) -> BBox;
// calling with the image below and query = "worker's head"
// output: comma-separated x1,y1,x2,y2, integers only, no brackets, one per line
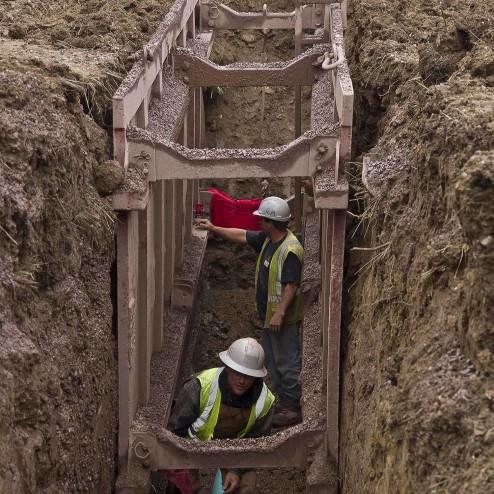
253,196,291,232
219,337,267,396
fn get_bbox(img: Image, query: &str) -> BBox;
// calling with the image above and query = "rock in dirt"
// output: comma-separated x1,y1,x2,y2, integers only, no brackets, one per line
94,159,125,195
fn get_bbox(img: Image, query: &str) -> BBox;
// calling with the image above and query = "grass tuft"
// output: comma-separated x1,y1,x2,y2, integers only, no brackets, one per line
9,255,43,296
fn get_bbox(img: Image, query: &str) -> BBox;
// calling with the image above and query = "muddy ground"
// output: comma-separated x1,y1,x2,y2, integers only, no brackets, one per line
1,0,493,493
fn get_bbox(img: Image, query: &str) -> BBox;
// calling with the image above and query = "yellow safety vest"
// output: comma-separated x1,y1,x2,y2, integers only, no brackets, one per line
255,231,304,328
187,368,275,441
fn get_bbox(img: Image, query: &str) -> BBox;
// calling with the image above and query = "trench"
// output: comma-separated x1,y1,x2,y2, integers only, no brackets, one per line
0,0,494,494
1,0,492,493
179,18,320,493
112,0,350,492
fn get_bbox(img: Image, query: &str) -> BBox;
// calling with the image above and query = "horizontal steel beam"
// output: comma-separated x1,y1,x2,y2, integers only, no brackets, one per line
173,48,325,87
127,133,337,179
200,2,327,30
313,176,348,209
131,426,324,470
113,186,149,211
113,0,199,129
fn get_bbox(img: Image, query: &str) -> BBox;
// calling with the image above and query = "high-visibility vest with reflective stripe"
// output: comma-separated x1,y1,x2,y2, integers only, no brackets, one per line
187,367,274,441
255,231,304,328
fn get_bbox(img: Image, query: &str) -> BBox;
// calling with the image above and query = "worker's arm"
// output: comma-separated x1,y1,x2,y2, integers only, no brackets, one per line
195,218,248,244
166,377,201,437
269,281,298,332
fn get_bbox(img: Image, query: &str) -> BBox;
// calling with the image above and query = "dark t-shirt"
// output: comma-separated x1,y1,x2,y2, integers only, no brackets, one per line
246,230,302,321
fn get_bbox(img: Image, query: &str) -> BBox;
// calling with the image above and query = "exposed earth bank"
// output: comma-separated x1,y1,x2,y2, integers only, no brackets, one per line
0,0,493,493
341,0,494,492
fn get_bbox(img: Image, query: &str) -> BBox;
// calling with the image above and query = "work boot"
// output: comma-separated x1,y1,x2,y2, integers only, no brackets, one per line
274,399,284,414
272,406,302,427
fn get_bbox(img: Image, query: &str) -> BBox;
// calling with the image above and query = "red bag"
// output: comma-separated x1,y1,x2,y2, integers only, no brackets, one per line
209,188,262,231
160,469,193,494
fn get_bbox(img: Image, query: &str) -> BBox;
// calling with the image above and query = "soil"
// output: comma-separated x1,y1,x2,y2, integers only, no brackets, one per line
340,1,494,492
0,1,493,494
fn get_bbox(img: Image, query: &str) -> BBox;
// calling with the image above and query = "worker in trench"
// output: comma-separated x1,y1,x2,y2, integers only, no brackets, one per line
197,196,304,427
163,337,274,493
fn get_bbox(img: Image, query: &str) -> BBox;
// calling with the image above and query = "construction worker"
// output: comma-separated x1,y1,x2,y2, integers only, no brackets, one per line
197,196,304,427
165,337,274,494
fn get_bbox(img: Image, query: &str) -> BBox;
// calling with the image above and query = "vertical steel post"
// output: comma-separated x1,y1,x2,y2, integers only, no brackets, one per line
117,212,130,469
137,194,154,407
324,4,331,44
135,94,149,128
117,211,139,469
174,180,185,269
326,209,345,462
321,210,331,388
185,88,196,242
173,16,186,273
153,182,165,352
294,5,302,234
163,180,176,302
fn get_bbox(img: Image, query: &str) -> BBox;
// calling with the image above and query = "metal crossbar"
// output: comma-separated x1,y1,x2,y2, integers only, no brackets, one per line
112,1,353,492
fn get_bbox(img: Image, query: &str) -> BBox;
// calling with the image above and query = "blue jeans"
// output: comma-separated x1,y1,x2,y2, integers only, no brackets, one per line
262,322,301,409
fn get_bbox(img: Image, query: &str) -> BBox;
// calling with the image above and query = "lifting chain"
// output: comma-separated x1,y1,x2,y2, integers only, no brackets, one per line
315,144,328,161
320,44,345,71
133,151,151,161
208,4,220,19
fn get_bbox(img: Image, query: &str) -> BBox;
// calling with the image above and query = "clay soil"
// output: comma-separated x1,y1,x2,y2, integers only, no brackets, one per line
1,0,493,494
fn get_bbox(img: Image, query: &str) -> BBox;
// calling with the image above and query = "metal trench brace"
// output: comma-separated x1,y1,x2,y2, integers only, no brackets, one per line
113,1,353,492
129,426,328,479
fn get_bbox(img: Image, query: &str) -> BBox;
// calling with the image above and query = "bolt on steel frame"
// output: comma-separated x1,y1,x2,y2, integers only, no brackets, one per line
111,0,352,492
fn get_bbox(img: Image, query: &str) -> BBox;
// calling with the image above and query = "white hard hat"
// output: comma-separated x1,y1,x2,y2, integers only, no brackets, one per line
253,196,291,222
219,337,267,378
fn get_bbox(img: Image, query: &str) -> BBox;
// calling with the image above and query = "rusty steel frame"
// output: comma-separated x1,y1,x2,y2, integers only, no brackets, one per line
320,209,345,461
173,48,324,87
200,1,329,31
112,0,353,491
125,133,337,181
131,427,324,470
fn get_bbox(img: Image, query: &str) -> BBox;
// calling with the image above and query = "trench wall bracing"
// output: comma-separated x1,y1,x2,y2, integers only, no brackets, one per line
111,1,353,492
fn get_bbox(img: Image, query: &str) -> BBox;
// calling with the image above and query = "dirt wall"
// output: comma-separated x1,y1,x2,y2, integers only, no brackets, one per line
341,1,494,492
0,65,118,493
0,1,173,492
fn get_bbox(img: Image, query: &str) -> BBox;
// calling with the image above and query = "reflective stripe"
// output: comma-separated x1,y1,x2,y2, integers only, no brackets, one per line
188,368,222,439
255,384,268,418
276,240,302,296
256,231,304,328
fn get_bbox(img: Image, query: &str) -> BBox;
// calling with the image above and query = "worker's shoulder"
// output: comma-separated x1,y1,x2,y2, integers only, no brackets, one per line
182,374,201,393
246,229,267,248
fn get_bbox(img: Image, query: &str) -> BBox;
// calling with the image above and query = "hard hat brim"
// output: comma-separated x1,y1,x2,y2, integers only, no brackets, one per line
219,350,267,378
253,209,291,221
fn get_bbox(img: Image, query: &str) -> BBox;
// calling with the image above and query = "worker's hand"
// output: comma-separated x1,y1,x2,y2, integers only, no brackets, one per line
222,471,240,493
195,218,214,231
269,310,284,332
